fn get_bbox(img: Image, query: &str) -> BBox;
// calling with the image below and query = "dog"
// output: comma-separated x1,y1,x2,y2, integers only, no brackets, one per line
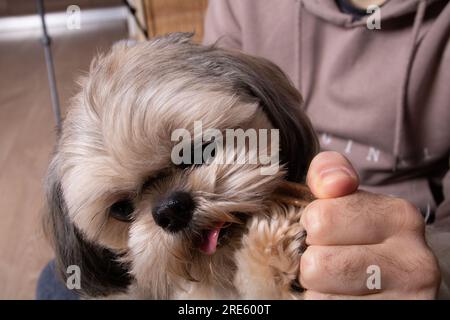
44,33,318,299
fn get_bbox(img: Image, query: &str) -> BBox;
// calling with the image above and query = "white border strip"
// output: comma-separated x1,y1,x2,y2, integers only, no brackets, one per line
0,6,128,33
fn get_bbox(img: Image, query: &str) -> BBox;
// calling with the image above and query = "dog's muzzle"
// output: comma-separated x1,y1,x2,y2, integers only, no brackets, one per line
152,191,195,232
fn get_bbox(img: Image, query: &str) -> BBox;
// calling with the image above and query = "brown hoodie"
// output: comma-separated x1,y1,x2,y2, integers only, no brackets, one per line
203,0,450,298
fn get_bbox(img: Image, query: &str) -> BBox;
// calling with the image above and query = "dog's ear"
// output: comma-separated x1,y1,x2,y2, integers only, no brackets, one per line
223,52,319,182
43,160,132,297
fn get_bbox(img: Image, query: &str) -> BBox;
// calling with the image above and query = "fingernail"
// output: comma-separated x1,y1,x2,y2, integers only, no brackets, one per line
319,166,356,186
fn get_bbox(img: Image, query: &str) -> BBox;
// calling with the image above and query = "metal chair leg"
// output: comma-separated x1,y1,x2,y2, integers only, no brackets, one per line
36,0,62,133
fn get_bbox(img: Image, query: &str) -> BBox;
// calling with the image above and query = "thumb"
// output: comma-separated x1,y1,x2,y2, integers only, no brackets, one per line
306,151,359,199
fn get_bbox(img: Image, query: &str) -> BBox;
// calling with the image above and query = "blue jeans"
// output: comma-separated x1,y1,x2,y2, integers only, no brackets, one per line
35,260,80,300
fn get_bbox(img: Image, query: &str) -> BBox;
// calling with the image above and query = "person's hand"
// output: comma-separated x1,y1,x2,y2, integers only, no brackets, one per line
299,151,441,299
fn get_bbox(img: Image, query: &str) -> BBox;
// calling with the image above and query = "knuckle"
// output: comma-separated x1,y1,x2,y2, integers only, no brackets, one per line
392,198,424,232
416,251,441,290
401,246,441,295
300,247,324,285
305,201,333,239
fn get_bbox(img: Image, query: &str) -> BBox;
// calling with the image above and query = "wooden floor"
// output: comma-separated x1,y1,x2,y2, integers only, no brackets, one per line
0,16,127,299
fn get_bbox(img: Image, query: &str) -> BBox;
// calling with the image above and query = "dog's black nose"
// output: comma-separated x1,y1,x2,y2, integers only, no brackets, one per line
152,191,195,232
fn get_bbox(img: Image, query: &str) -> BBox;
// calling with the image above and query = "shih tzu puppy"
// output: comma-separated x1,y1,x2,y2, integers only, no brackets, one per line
44,33,318,299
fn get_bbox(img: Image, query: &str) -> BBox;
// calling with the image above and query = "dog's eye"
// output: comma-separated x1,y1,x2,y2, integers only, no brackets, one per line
177,141,216,169
109,200,134,222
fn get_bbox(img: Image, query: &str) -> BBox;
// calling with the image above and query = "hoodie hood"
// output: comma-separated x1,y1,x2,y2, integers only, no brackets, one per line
203,0,450,216
301,0,440,27
299,0,432,171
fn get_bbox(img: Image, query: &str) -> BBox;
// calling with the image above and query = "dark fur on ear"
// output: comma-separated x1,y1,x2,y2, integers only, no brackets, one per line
43,163,132,297
204,48,319,182
142,33,318,182
161,33,319,182
226,52,319,182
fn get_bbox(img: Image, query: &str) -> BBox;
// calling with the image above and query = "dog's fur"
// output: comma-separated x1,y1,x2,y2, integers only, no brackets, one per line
44,33,318,299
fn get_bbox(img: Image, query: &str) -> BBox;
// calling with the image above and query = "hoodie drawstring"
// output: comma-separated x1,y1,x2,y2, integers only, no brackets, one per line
393,0,427,171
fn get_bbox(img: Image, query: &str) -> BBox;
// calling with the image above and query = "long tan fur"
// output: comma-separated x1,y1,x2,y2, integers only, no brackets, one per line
44,33,318,299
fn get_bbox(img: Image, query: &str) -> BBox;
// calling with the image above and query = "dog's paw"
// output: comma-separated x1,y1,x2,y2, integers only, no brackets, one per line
234,205,306,299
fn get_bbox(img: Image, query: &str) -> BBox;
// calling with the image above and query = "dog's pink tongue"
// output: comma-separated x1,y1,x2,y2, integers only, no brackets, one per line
199,222,225,255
